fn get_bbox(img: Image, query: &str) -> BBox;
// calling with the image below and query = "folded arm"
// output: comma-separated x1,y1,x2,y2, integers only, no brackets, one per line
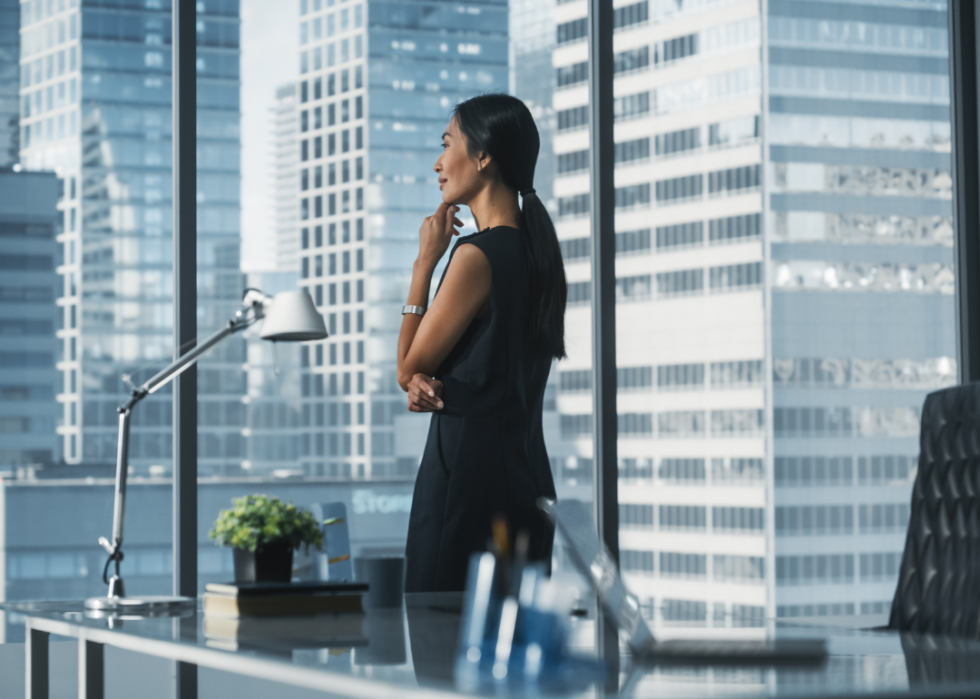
397,243,492,393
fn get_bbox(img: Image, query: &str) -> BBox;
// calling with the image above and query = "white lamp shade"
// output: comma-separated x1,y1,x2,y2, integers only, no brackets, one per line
259,291,328,341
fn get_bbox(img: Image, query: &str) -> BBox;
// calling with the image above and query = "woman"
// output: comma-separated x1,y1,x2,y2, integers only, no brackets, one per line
396,94,567,592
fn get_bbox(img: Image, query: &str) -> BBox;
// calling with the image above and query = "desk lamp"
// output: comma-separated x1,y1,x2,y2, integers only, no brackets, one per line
84,289,327,613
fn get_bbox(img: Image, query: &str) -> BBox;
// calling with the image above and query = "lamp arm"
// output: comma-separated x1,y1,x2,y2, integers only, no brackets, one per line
99,297,265,596
141,306,259,396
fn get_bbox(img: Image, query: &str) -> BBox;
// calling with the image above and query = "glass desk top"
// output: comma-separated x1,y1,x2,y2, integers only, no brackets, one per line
5,594,980,698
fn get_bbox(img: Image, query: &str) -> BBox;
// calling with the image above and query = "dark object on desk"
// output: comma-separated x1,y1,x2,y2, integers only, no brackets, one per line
354,556,405,609
233,541,292,583
543,498,828,666
637,638,828,667
204,581,366,617
888,383,980,639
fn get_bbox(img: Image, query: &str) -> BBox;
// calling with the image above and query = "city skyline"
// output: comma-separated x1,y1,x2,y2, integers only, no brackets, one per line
0,0,961,631
16,0,245,475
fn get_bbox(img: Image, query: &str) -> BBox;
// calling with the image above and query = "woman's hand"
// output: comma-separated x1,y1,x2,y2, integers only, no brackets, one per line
417,202,464,270
407,374,444,413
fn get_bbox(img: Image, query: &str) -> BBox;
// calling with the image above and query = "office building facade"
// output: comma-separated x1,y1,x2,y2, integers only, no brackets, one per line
551,0,953,623
553,0,768,625
0,168,61,471
293,0,509,479
766,0,954,619
17,0,245,476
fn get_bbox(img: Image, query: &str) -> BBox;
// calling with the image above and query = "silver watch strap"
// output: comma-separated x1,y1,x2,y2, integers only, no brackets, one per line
402,304,426,317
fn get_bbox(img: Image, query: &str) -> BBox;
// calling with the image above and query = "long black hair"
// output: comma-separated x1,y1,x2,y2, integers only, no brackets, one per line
452,94,567,360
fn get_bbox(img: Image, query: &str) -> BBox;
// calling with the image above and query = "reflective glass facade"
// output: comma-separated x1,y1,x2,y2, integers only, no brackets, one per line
17,0,243,476
768,0,954,619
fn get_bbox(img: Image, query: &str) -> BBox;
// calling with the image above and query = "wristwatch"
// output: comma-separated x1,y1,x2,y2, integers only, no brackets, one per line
402,304,426,317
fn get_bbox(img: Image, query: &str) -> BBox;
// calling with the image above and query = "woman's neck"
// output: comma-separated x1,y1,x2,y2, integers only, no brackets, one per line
468,180,520,232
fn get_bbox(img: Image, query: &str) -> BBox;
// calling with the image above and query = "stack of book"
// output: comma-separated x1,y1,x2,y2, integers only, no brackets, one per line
203,581,368,650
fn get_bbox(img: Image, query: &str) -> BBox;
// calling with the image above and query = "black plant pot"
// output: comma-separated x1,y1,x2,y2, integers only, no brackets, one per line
233,540,294,583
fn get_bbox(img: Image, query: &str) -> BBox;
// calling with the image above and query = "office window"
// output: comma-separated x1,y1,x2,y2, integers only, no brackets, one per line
658,458,705,483
656,174,702,203
619,503,654,529
5,0,948,625
656,221,703,250
557,105,588,131
660,505,707,531
660,552,706,579
655,127,700,157
658,363,704,391
656,269,703,298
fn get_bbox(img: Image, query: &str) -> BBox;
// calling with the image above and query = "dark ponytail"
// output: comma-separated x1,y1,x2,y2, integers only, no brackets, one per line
452,94,567,360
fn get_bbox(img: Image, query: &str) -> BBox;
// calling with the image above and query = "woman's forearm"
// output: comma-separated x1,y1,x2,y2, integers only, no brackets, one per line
397,259,436,389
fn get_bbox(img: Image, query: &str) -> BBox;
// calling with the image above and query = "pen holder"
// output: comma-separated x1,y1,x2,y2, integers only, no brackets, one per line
454,552,604,692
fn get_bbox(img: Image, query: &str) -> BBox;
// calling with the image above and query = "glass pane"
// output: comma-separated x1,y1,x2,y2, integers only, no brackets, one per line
585,0,954,629
767,0,953,621
4,0,176,638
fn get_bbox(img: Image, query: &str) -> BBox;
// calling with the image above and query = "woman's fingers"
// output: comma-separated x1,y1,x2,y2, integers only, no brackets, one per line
408,391,440,412
453,217,464,228
408,375,444,411
444,205,459,233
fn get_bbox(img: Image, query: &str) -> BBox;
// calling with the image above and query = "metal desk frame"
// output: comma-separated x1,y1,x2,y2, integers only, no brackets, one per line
21,612,467,699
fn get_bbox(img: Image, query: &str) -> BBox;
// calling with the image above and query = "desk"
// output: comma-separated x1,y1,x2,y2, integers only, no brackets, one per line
6,595,980,699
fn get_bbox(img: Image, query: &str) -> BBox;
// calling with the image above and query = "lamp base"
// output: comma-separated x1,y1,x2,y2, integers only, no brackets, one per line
84,595,196,617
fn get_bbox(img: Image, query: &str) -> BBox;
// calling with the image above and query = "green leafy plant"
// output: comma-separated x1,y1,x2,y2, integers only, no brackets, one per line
209,495,324,553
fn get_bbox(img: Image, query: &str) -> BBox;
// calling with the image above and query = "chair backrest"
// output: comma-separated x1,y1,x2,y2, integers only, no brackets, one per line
889,383,980,638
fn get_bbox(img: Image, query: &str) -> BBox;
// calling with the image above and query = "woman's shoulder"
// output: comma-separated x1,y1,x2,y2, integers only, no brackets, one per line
458,226,522,257
453,227,526,288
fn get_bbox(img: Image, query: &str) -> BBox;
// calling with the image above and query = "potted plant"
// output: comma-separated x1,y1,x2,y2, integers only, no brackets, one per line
209,495,324,583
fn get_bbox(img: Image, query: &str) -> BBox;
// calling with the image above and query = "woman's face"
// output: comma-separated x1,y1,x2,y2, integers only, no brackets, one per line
434,117,485,205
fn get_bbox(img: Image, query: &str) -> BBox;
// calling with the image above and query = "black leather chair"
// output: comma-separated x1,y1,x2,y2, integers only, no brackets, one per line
888,383,980,638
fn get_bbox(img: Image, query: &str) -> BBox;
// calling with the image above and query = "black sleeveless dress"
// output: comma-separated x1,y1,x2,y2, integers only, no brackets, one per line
404,225,557,592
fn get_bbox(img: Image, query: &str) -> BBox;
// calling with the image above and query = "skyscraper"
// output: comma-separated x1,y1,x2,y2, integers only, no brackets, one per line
17,0,244,475
767,0,953,619
551,0,953,624
293,0,509,479
271,82,299,273
553,0,768,625
0,168,61,471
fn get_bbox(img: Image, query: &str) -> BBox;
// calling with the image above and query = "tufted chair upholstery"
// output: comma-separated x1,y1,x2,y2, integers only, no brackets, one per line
888,383,980,638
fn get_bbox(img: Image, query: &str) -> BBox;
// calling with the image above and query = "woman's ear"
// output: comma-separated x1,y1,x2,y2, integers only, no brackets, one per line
477,151,492,173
